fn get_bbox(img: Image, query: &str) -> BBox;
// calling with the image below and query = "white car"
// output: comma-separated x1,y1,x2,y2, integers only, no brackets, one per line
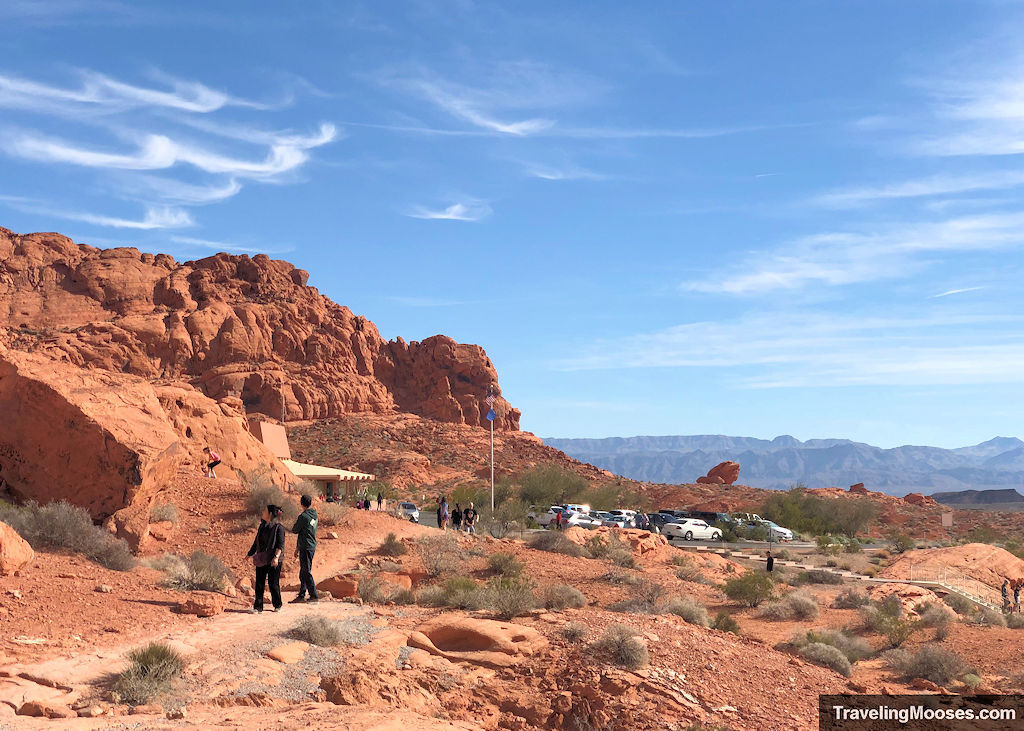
759,520,793,542
663,519,722,542
398,502,420,523
536,506,599,529
589,511,626,528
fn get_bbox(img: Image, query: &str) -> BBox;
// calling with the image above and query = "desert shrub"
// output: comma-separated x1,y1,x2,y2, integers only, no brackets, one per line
715,522,740,543
976,609,1006,628
529,531,585,557
800,642,852,677
881,648,911,672
796,569,843,585
712,610,740,634
519,464,589,507
241,467,287,516
774,548,792,560
674,557,706,583
358,576,387,604
150,502,179,524
608,547,636,568
962,673,982,690
861,600,921,647
595,623,649,669
609,598,660,614
142,553,187,574
316,501,347,526
378,532,408,557
891,644,971,685
942,593,976,617
161,551,233,592
1006,613,1024,629
480,576,536,619
487,551,524,577
817,535,843,556
873,549,891,559
843,539,862,554
934,622,951,641
665,596,710,627
723,571,775,607
417,576,481,609
889,533,916,554
861,567,878,578
745,524,769,542
541,583,586,610
757,590,818,620
795,629,871,663
562,622,588,641
839,562,852,571
833,588,870,609
290,616,343,647
918,602,953,629
0,500,135,571
585,534,610,558
111,642,184,705
418,534,465,576
761,488,877,537
389,587,416,605
825,558,838,567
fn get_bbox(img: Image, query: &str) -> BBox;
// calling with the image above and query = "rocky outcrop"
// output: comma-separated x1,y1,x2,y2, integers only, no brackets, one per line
0,348,181,518
0,228,519,429
849,483,868,495
177,591,227,617
0,521,33,575
902,492,938,507
407,615,548,669
696,461,740,485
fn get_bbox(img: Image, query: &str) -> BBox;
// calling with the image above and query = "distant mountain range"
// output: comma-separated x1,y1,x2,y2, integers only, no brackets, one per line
931,488,1024,511
544,434,1024,496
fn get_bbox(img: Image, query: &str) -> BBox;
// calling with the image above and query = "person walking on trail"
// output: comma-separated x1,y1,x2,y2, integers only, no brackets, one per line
440,498,450,531
203,446,221,478
247,504,286,613
290,494,319,604
463,502,477,534
765,550,774,573
452,503,463,531
554,508,562,531
1015,581,1021,614
1003,579,1011,613
376,492,383,511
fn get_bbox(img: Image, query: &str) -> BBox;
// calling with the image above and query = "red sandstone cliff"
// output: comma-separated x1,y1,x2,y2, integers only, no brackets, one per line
0,228,518,429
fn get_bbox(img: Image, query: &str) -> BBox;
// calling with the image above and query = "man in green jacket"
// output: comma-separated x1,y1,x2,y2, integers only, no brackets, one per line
290,494,319,603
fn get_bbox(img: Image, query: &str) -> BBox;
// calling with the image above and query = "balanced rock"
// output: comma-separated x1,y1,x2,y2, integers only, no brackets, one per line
0,521,33,576
706,461,740,485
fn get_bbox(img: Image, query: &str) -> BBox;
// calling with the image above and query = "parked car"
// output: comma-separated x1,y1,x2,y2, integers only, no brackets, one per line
589,511,626,528
758,520,793,542
658,509,689,519
608,509,638,526
663,519,723,542
688,511,737,528
646,513,683,532
398,502,420,523
535,506,599,529
731,512,763,524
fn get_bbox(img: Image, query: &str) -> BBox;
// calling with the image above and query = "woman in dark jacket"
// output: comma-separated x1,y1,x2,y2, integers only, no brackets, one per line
247,504,286,613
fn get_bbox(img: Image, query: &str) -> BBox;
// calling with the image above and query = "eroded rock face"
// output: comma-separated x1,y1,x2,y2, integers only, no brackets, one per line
706,461,740,485
849,483,868,495
0,228,519,429
0,520,33,575
0,349,181,518
407,614,548,669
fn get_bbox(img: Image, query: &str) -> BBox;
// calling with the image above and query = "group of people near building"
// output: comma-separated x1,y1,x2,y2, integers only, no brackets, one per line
1001,578,1023,614
435,496,478,533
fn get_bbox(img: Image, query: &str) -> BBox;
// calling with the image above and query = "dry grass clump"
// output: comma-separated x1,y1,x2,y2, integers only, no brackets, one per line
160,551,233,592
290,616,344,647
672,555,707,583
757,590,818,621
530,531,586,557
416,577,480,609
723,571,774,608
712,611,740,634
883,644,972,685
479,576,536,619
799,642,852,677
487,551,524,576
110,642,185,705
358,576,387,604
664,596,710,627
418,534,465,576
541,583,586,610
595,623,649,669
150,502,179,524
609,577,665,614
378,532,408,557
793,628,871,663
0,500,136,571
317,501,348,526
562,622,589,642
832,588,870,609
795,569,843,585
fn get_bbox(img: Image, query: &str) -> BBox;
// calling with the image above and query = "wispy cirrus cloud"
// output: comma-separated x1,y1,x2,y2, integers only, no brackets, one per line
170,235,293,255
684,212,1024,295
523,162,608,181
406,199,491,221
554,310,1024,387
931,286,986,298
4,124,337,179
126,176,243,204
0,69,266,115
813,170,1024,207
25,204,195,229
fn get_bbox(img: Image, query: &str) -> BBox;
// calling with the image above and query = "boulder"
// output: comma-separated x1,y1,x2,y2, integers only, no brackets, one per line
16,701,76,719
0,521,33,576
867,584,944,617
407,614,548,668
318,574,360,599
902,493,938,507
0,349,181,519
707,461,740,485
177,591,227,617
849,483,868,495
266,642,308,664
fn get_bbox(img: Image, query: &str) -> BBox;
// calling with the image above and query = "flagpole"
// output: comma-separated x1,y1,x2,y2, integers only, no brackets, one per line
490,416,494,512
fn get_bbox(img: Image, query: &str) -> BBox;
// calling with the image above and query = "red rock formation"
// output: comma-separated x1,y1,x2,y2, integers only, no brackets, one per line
849,483,868,494
902,492,938,507
696,461,739,485
0,228,518,429
0,520,33,575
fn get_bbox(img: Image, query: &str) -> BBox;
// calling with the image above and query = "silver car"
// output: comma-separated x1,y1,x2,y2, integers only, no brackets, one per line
398,501,420,523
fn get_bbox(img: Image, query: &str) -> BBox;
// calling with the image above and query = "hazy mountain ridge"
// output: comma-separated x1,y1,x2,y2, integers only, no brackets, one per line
544,434,1024,495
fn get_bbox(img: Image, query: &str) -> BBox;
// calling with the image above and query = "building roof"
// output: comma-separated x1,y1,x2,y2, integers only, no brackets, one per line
281,459,375,482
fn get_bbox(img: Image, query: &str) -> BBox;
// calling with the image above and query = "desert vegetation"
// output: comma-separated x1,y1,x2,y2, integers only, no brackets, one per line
595,623,649,669
0,500,135,571
110,642,185,706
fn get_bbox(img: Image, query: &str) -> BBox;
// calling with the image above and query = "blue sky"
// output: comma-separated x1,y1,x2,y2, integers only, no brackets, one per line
2,1,1023,449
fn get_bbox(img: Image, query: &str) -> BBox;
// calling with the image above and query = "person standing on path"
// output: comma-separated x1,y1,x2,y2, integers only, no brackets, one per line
247,505,286,613
290,494,319,604
463,502,477,535
203,446,221,478
440,497,450,531
452,503,463,531
1002,579,1011,613
1015,581,1021,614
765,550,774,573
377,492,383,511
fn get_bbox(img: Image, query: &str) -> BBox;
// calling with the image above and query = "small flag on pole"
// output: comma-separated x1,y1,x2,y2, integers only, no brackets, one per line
485,393,496,407
486,408,497,422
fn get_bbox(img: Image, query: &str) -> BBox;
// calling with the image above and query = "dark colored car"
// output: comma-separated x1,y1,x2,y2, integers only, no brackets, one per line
647,513,683,531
